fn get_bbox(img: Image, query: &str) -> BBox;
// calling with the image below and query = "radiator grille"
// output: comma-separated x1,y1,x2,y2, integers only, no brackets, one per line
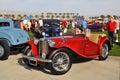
39,38,48,56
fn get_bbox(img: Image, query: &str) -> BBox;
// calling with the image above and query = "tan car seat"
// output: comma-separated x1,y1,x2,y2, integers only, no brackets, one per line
88,34,106,44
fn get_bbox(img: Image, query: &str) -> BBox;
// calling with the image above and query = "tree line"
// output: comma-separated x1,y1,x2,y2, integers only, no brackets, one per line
0,13,119,20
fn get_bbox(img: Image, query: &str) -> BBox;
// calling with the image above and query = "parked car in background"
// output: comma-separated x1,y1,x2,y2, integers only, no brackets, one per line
0,18,30,60
87,23,104,31
42,19,62,37
22,29,111,75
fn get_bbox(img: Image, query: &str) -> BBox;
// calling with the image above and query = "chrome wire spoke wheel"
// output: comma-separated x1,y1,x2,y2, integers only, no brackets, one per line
52,52,70,72
102,43,109,58
0,45,4,57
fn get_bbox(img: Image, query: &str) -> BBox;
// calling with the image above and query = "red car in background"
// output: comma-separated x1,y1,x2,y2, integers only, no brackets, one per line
22,31,111,75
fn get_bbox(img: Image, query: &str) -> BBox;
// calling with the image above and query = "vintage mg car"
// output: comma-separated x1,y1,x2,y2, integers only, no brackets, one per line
22,30,111,75
0,18,30,60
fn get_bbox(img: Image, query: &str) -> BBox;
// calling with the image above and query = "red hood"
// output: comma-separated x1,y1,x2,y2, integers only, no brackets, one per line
49,35,85,45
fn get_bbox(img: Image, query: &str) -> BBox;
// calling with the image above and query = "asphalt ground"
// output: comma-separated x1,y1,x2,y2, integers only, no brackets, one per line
0,54,120,80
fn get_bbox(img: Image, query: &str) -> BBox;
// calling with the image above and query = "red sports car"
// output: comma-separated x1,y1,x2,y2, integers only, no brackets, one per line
22,32,111,75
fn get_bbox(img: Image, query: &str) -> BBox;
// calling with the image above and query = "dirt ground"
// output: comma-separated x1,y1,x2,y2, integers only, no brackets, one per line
0,54,120,80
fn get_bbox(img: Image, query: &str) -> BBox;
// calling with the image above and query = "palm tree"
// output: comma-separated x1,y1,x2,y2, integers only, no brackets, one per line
66,15,70,19
51,15,54,19
56,15,60,19
76,13,79,17
100,15,105,19
81,16,85,18
59,13,62,16
4,14,9,18
11,14,15,19
62,15,65,19
106,15,111,18
17,14,22,19
113,15,117,18
66,13,70,19
23,14,27,19
54,13,57,16
0,14,3,18
46,15,50,19
34,15,39,19
72,15,77,18
40,14,44,19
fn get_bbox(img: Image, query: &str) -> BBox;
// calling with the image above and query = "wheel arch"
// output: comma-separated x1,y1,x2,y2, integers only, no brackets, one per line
47,47,79,59
0,38,11,47
99,39,111,57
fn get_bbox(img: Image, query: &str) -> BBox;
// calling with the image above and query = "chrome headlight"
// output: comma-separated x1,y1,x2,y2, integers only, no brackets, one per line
60,32,63,36
48,39,55,47
42,32,45,36
34,38,39,45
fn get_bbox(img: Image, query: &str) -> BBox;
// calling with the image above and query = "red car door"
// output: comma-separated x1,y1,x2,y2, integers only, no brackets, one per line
84,38,99,56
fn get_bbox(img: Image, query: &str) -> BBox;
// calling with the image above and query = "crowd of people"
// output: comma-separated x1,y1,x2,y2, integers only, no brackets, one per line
12,16,119,46
14,18,44,32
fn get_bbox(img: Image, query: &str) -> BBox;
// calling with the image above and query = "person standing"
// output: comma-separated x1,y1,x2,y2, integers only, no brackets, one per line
61,19,68,33
107,17,116,46
27,20,31,32
23,19,28,31
114,16,119,42
82,18,87,32
39,18,43,28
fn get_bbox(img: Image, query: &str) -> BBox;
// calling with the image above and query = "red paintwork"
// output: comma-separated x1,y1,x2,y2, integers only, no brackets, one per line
26,34,109,60
27,40,39,57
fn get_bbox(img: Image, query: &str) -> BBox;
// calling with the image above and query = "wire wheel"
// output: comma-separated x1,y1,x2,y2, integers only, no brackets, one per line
47,48,72,75
52,52,70,72
99,43,109,60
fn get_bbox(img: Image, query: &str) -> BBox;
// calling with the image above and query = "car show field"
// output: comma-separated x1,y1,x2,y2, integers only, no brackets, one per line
0,54,119,80
0,0,120,80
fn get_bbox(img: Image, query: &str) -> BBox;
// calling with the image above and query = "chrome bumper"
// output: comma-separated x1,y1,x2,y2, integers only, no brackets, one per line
22,55,52,63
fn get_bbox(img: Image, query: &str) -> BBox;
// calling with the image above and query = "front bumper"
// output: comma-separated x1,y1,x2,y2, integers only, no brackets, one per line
22,55,52,63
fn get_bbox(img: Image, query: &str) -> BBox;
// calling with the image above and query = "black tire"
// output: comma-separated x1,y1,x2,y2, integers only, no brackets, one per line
0,40,10,60
22,46,34,66
99,42,109,60
47,48,72,75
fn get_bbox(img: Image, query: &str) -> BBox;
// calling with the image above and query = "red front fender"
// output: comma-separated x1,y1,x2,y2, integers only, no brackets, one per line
99,36,111,56
26,40,38,56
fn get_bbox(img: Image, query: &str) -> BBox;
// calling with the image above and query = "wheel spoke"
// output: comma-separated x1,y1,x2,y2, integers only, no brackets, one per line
102,44,108,58
52,52,70,72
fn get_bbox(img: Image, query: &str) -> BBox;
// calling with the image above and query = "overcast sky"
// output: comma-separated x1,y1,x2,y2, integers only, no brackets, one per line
0,0,120,15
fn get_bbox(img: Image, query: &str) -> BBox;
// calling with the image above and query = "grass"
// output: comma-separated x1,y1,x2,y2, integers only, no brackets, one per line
92,30,120,56
27,29,120,56
27,31,35,39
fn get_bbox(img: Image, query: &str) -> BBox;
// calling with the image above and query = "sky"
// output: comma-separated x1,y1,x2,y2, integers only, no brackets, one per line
0,0,120,16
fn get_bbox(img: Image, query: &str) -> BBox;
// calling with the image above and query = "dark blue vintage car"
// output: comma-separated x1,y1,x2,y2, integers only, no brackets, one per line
42,19,62,37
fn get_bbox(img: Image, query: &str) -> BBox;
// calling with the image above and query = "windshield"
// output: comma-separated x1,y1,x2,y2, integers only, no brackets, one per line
43,19,60,27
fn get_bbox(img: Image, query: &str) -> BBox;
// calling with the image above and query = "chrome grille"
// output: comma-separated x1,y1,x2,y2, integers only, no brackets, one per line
38,38,48,57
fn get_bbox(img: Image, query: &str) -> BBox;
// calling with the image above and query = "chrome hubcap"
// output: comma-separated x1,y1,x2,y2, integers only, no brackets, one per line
52,52,70,72
0,45,4,57
102,44,108,58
